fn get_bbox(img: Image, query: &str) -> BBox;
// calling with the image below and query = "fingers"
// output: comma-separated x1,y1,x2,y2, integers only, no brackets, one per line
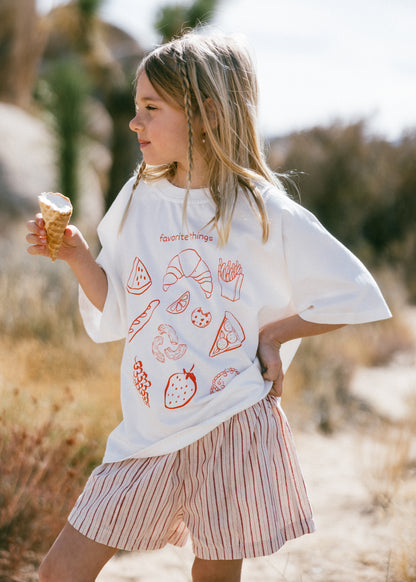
258,344,284,396
26,214,46,235
268,370,284,397
26,214,48,257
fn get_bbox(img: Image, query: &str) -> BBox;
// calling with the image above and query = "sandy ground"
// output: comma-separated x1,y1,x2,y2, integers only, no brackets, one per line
96,321,416,582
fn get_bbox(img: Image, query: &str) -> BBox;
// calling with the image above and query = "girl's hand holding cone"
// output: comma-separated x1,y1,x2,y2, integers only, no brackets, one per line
26,213,88,263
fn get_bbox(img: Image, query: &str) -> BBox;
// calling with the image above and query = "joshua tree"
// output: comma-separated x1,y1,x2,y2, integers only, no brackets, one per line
155,0,221,42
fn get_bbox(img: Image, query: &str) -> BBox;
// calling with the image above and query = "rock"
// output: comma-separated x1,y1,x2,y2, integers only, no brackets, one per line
0,102,57,224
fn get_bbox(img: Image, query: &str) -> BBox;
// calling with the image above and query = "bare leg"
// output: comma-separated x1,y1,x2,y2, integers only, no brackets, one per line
191,557,243,582
39,522,118,582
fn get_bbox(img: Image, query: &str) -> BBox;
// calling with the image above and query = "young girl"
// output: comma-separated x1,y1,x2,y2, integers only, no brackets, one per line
27,31,391,582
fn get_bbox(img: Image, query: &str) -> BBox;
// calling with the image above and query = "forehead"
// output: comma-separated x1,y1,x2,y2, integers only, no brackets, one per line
135,72,184,113
135,73,163,101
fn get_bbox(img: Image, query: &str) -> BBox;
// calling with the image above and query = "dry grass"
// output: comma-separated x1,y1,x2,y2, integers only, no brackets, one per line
0,237,123,579
388,492,416,582
0,388,98,577
359,425,413,510
357,386,416,581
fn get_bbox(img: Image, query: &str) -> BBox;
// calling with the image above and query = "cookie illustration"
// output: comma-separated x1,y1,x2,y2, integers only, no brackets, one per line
191,307,212,328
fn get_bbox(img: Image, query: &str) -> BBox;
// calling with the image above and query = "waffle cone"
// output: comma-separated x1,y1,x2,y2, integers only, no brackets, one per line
38,192,73,261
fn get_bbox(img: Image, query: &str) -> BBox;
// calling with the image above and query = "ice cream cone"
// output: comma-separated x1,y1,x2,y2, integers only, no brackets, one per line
38,192,73,261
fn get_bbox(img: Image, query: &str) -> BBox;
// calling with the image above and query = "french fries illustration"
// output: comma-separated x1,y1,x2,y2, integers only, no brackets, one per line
218,258,244,301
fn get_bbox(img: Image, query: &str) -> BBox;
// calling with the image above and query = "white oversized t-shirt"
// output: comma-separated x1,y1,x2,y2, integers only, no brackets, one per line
79,177,391,462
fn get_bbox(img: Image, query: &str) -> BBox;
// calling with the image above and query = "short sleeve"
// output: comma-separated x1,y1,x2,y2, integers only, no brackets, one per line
78,248,126,343
78,178,136,343
281,202,391,324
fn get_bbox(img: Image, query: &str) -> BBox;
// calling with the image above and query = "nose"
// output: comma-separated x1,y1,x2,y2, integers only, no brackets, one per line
129,111,144,133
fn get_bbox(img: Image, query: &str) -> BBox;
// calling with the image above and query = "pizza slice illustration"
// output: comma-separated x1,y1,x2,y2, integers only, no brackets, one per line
209,311,246,357
127,257,152,295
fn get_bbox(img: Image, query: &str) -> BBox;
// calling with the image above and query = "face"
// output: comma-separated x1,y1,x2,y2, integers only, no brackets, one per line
129,73,204,188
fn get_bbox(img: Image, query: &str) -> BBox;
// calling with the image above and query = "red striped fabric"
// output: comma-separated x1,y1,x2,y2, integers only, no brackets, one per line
68,396,315,559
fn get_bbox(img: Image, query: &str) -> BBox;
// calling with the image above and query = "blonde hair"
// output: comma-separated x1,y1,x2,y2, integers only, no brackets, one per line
122,31,285,244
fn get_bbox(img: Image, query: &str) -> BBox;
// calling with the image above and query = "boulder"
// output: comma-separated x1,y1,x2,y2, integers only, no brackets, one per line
0,103,57,224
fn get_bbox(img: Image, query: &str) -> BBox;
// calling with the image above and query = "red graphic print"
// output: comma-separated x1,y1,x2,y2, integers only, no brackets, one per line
164,365,197,409
166,291,190,314
211,368,240,393
191,307,212,328
133,358,151,407
152,324,187,363
218,258,244,301
127,257,152,295
209,311,246,357
163,249,213,299
128,299,160,343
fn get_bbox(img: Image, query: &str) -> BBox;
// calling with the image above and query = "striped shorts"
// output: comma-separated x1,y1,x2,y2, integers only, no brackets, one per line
68,396,315,560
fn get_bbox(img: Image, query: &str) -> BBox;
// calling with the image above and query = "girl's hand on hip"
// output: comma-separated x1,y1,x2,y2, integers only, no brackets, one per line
257,314,346,398
26,213,89,263
257,329,283,397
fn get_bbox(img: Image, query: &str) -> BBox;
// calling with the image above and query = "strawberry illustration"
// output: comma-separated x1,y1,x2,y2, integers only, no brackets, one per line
164,365,197,409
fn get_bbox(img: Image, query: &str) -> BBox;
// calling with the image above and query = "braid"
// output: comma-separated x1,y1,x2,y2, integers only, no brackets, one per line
177,56,194,188
176,54,195,228
133,160,146,191
118,160,146,235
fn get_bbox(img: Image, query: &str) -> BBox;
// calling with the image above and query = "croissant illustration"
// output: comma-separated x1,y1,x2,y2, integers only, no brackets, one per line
163,249,213,298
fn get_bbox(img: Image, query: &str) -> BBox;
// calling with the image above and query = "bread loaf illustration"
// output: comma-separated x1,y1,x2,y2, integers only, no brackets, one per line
163,249,213,298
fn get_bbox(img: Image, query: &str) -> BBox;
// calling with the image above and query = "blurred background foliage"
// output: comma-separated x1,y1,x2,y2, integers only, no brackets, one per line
0,0,415,299
1,0,414,298
155,0,220,42
268,122,416,300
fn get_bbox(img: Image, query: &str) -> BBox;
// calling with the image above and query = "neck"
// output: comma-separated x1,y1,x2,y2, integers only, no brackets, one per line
170,154,209,189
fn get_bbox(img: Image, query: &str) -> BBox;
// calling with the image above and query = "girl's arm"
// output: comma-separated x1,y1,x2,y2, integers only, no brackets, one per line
26,214,108,312
258,314,345,397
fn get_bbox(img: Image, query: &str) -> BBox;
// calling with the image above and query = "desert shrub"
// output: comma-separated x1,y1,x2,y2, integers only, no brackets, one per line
0,239,122,578
0,388,103,579
268,123,416,301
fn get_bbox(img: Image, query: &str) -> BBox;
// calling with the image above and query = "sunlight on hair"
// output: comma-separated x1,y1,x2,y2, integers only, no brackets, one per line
120,29,291,245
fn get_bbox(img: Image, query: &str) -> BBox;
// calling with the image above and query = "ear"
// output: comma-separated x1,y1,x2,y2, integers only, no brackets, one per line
202,98,218,130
